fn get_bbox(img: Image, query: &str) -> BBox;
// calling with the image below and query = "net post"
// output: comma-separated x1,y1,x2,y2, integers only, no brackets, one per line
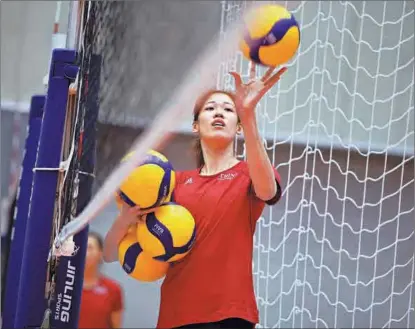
14,49,78,328
50,51,102,328
66,0,79,49
2,95,46,328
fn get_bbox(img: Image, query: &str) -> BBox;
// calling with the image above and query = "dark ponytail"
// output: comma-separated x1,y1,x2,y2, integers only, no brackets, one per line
193,137,205,168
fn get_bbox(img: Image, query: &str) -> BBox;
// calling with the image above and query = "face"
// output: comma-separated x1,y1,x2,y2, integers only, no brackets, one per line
85,236,102,269
193,93,240,144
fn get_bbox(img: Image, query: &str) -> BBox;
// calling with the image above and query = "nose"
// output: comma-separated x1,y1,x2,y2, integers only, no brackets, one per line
213,110,225,118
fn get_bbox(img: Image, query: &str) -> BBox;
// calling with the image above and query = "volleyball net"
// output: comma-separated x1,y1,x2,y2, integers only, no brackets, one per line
2,1,414,328
225,2,415,328
2,2,99,328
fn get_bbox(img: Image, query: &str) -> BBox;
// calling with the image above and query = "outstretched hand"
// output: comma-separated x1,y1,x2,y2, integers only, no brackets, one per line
229,62,287,120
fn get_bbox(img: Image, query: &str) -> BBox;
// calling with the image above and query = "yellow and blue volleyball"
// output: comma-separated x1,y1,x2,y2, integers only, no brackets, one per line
240,4,300,67
118,226,169,282
117,150,175,210
136,202,196,263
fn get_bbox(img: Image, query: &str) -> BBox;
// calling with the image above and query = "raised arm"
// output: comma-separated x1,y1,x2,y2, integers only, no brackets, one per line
230,63,286,201
240,114,277,201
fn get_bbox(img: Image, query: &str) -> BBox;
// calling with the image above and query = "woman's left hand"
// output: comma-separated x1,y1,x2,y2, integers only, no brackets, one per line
229,62,287,120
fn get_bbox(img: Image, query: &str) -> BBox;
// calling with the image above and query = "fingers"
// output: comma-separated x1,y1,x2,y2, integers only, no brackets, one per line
229,72,243,89
249,61,256,81
250,67,288,105
136,215,146,224
125,205,153,215
261,67,276,82
129,206,148,224
135,206,159,224
264,67,287,87
130,204,158,217
231,64,282,90
129,205,142,216
139,207,157,215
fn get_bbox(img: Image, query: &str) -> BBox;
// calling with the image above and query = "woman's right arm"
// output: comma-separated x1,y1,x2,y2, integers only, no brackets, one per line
103,203,145,263
103,214,132,263
103,204,154,263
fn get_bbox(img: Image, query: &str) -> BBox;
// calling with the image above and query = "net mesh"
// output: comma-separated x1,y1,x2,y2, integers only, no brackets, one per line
221,1,414,328
71,1,414,328
44,1,98,323
90,1,228,186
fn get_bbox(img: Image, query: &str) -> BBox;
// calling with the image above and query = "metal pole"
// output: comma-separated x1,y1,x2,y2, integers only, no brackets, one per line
66,1,80,49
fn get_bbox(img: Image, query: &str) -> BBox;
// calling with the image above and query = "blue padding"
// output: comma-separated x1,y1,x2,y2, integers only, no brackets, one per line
14,49,78,329
2,95,45,328
50,53,102,329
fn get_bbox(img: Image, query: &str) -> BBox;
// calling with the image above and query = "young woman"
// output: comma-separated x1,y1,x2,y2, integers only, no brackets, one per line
103,63,286,329
78,232,124,328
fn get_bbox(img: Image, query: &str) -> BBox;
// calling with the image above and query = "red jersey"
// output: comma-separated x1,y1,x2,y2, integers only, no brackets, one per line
157,161,282,328
78,276,124,328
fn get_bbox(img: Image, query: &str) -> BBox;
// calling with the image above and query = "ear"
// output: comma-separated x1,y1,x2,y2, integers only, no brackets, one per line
192,121,199,133
236,123,243,135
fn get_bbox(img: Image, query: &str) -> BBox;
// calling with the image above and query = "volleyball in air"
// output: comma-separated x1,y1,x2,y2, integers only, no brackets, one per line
118,226,169,282
136,202,196,263
240,4,300,67
116,150,175,210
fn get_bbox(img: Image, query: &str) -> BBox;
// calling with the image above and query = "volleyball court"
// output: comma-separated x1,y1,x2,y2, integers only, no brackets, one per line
2,1,414,328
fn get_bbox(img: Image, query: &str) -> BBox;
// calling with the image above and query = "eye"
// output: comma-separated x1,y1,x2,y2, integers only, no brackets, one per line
204,106,214,111
225,107,234,112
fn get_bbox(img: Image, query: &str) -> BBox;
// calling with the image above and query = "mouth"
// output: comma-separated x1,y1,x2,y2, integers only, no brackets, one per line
211,119,226,128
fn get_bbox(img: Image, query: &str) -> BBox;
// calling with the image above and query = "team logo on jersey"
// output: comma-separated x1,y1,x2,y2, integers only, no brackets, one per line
218,172,238,181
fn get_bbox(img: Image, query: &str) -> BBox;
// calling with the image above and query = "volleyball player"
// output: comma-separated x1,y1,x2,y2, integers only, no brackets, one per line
78,232,124,328
103,63,286,329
